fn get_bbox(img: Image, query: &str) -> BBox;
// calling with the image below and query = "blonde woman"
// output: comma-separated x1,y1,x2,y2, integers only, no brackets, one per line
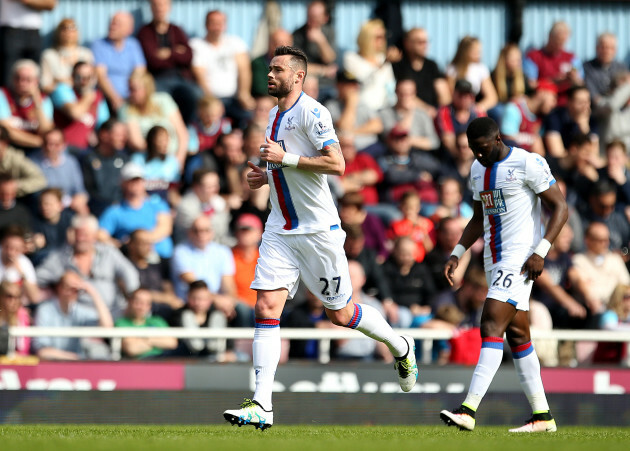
0,281,31,356
492,43,527,104
343,19,396,111
446,36,498,112
119,71,188,167
40,18,94,93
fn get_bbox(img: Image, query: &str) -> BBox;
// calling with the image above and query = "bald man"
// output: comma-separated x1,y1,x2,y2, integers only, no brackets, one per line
92,11,147,112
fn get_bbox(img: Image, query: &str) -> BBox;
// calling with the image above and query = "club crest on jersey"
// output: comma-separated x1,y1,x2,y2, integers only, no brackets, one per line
506,169,517,181
480,189,507,215
311,108,321,118
284,116,296,131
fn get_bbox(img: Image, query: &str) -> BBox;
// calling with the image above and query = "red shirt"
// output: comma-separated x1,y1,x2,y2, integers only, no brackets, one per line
387,216,436,262
526,47,576,105
343,152,383,205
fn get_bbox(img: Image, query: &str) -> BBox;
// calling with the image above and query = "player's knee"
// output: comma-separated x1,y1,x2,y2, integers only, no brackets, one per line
506,327,530,346
326,306,353,326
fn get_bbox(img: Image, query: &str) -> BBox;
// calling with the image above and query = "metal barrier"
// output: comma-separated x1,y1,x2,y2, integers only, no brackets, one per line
7,326,630,365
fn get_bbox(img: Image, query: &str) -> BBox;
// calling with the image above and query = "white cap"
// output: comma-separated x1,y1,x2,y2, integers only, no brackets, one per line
120,162,144,181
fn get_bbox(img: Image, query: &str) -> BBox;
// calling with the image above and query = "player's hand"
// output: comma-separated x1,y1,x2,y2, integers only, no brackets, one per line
444,256,459,287
246,161,268,190
259,136,285,165
520,254,544,282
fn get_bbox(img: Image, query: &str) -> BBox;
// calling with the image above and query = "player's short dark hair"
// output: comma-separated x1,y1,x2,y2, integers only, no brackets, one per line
273,46,308,75
466,117,500,141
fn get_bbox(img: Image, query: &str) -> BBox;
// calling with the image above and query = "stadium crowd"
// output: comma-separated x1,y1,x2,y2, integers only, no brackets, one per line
0,0,629,366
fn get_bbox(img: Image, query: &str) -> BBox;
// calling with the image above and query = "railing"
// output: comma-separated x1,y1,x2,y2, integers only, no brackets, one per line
7,327,630,366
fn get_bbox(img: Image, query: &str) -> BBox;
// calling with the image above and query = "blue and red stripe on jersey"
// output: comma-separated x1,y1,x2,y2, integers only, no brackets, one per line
346,303,363,329
511,341,534,359
268,94,302,230
255,318,280,328
484,164,503,263
481,336,504,350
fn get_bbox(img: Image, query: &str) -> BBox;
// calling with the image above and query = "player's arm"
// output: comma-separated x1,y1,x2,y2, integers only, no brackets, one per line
520,183,569,281
444,200,484,286
260,137,345,176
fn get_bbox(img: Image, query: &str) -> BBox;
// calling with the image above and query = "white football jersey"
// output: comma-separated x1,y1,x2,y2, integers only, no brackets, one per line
264,92,341,234
470,147,556,269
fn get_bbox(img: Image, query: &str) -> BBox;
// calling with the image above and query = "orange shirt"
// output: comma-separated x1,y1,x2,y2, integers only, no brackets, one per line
387,216,436,262
232,246,259,308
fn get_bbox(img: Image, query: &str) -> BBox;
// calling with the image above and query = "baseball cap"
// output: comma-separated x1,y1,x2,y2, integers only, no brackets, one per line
454,79,474,94
120,162,144,181
336,69,359,84
236,213,263,231
536,79,558,94
388,125,409,140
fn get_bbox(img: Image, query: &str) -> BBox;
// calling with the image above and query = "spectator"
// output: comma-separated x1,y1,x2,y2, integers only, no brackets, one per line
450,132,475,199
435,79,486,158
0,281,30,355
230,164,270,231
187,95,232,155
80,119,130,217
342,223,393,307
337,132,383,206
597,70,630,152
30,128,89,214
423,176,473,227
532,224,594,329
251,28,293,98
492,43,528,105
0,0,56,87
232,213,263,310
343,19,396,111
378,79,440,152
594,284,630,363
92,11,147,113
324,70,383,155
554,133,601,204
99,162,174,259
544,85,597,158
338,192,389,260
421,304,466,365
446,36,498,113
583,32,627,108
381,236,436,327
292,1,338,98
432,265,487,329
0,124,47,197
40,17,93,94
125,228,182,319
171,215,236,310
30,187,74,265
0,225,39,304
119,71,188,167
130,125,180,202
573,222,630,314
423,217,470,292
524,21,583,106
168,280,236,360
190,10,255,128
0,59,54,150
242,122,266,167
598,140,630,208
0,174,33,232
335,260,391,362
282,289,332,360
50,61,110,153
499,80,558,155
33,271,113,361
174,168,231,245
137,0,197,124
392,27,450,117
377,126,441,205
37,214,140,318
386,190,436,263
115,287,177,359
580,180,630,252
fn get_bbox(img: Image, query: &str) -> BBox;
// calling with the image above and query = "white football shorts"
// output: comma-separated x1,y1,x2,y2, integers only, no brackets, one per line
251,227,352,310
485,265,533,311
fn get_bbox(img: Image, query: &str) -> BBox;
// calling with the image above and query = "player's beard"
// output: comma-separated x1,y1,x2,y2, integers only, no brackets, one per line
268,77,294,98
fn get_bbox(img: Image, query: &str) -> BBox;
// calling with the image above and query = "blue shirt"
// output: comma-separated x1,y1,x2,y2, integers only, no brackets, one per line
99,196,173,258
91,37,146,99
30,150,87,197
130,153,181,183
171,241,235,299
51,83,110,129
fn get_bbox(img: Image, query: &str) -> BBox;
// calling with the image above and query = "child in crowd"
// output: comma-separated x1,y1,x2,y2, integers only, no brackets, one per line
386,190,436,262
188,96,232,155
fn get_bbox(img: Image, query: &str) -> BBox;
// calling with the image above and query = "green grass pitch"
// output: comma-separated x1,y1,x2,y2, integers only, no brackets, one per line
1,425,630,451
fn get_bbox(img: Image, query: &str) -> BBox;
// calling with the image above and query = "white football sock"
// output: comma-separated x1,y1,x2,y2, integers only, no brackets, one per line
463,336,504,411
511,341,550,413
346,303,407,357
252,318,281,411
